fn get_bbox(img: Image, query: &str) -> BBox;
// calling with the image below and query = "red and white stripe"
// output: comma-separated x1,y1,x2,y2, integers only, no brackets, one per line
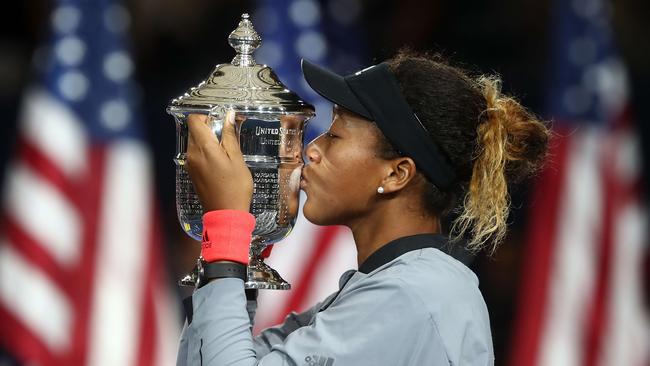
510,120,650,366
0,89,179,365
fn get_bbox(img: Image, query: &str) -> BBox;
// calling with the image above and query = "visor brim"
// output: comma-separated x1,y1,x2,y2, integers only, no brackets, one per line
301,59,372,120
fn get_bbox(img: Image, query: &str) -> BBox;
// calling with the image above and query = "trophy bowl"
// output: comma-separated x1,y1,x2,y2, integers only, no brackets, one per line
167,13,315,290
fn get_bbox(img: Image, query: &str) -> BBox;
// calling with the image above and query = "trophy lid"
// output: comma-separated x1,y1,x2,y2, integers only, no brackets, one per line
167,13,315,115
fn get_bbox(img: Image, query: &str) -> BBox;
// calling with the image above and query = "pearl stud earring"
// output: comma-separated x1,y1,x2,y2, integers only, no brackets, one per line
377,186,385,194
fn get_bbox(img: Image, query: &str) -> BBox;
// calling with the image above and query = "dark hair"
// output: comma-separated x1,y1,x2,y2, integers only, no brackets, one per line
380,49,549,253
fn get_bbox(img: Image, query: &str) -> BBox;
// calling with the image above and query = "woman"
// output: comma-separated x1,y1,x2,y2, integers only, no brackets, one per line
177,50,550,365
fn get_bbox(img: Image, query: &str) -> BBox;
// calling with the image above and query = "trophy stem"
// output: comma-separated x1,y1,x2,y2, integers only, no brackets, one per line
245,242,291,290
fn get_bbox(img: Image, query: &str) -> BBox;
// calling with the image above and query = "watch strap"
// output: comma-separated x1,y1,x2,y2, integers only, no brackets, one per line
197,260,247,288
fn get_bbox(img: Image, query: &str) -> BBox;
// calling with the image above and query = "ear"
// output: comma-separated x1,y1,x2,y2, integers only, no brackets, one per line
380,157,417,193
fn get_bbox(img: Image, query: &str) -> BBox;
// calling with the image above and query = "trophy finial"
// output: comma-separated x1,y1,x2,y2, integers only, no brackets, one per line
229,13,261,67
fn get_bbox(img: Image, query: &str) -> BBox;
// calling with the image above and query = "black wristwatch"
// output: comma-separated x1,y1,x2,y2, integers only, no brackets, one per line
196,258,247,289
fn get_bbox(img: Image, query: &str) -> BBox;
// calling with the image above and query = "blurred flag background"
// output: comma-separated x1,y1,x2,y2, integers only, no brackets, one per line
510,0,649,365
0,0,648,365
0,0,178,365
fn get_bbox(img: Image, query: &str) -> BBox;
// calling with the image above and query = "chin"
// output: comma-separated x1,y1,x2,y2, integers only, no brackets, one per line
302,197,319,224
302,197,331,226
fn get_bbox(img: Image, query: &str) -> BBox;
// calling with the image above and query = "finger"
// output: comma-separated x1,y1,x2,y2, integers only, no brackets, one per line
188,114,218,148
220,110,243,157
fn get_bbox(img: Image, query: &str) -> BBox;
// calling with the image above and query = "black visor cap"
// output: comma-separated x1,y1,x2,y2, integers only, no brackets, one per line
300,59,372,120
300,58,457,190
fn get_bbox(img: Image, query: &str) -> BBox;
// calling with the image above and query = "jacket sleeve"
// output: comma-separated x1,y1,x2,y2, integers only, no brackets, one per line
252,294,334,358
182,276,450,366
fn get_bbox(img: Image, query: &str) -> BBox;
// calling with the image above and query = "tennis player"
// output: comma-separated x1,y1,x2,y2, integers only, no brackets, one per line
176,50,550,366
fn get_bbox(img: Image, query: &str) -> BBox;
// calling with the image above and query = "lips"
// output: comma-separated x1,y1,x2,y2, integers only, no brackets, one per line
300,167,310,189
300,173,307,189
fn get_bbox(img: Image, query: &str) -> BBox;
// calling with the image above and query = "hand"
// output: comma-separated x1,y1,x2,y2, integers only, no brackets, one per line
186,111,253,212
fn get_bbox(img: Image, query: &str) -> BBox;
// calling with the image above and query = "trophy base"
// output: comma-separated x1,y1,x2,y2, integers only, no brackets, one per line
245,259,291,290
178,271,198,287
177,260,290,290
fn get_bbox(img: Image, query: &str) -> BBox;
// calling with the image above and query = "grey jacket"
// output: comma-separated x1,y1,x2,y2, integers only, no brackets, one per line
177,234,494,366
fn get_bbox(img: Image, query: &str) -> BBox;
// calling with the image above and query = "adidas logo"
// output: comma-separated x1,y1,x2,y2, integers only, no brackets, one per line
304,354,335,366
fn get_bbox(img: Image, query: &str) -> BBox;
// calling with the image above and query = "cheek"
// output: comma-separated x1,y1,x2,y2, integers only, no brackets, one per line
303,144,379,224
323,146,375,191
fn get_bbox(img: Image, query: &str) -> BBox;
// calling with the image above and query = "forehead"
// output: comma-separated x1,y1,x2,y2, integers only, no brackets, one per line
330,105,387,149
332,105,373,129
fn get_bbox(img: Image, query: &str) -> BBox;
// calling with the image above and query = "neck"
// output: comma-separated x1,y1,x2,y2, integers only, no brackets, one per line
348,202,441,267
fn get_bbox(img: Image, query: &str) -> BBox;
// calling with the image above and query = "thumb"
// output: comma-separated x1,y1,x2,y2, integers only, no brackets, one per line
220,110,243,157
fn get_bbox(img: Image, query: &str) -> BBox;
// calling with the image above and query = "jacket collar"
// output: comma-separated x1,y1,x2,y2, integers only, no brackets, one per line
358,233,449,274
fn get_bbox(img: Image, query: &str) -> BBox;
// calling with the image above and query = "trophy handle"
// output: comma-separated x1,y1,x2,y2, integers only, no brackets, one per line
178,265,198,287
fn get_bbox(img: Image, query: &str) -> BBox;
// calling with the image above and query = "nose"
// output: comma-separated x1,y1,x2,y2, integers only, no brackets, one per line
304,137,322,164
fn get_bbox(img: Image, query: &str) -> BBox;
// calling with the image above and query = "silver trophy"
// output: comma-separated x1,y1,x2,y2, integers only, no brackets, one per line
167,13,315,290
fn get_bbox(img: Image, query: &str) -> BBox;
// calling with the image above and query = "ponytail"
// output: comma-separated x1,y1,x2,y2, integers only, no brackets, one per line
451,76,549,254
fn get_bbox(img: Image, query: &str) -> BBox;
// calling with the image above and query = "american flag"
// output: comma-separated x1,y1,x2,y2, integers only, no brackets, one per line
510,0,650,365
250,0,366,332
0,1,178,365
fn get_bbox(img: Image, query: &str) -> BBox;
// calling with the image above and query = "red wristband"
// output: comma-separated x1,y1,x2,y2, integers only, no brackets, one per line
201,210,256,265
